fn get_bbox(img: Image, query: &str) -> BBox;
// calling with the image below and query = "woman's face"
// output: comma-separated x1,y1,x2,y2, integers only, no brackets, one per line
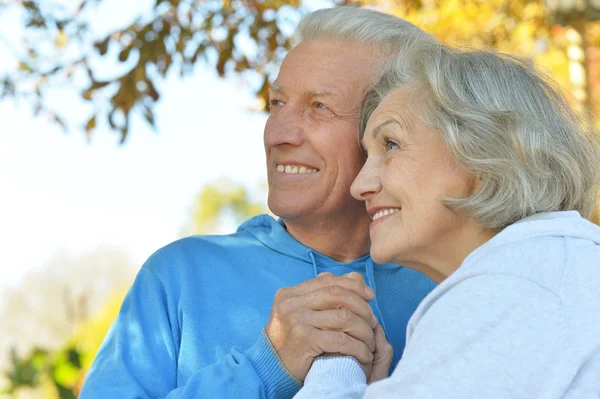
351,86,479,271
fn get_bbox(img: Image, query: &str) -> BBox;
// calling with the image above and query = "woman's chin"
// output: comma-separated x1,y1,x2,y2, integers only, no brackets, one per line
369,248,393,265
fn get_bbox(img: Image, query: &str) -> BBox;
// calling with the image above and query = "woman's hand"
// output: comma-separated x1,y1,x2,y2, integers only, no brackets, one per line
340,272,393,382
368,323,394,383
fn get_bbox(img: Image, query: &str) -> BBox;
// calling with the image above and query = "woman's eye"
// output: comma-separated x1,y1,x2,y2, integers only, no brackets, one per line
384,138,400,151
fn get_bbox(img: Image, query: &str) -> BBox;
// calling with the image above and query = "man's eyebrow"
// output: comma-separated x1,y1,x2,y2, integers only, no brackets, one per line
305,89,334,97
270,84,284,94
268,85,335,97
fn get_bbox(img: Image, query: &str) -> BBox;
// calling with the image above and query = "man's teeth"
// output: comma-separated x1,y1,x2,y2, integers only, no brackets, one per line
276,164,319,174
372,208,400,221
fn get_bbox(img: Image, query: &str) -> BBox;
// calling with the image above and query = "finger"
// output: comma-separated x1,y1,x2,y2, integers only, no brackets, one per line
374,324,390,352
369,324,394,383
373,324,394,357
307,308,376,352
303,286,377,328
311,329,374,365
343,271,365,283
290,274,375,301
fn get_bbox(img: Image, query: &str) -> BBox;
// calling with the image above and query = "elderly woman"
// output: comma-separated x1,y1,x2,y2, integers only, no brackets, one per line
294,43,600,398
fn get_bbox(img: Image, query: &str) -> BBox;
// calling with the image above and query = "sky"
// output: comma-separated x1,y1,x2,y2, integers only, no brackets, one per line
0,0,271,300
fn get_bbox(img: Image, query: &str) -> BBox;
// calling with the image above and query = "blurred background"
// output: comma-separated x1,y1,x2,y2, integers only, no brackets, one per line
1,0,599,397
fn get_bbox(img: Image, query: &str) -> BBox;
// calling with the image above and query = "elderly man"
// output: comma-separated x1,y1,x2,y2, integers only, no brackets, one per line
80,7,437,399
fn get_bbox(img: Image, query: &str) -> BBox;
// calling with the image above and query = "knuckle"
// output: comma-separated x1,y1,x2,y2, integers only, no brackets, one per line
326,284,344,297
290,320,308,339
384,342,394,355
287,311,302,325
335,308,351,324
333,331,349,346
274,295,297,314
277,296,296,315
317,273,335,285
379,343,393,359
345,272,364,283
274,288,289,302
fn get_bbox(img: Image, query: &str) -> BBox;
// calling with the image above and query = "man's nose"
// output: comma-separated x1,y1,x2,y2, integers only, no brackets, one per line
351,159,382,201
264,105,305,148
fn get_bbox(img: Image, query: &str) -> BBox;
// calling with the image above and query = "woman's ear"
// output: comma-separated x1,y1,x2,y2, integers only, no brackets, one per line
468,174,483,197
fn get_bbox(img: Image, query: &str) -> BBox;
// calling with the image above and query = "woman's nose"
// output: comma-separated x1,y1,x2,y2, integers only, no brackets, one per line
351,160,382,201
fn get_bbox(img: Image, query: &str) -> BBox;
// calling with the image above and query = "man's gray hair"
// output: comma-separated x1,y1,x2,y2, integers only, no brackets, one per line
361,43,600,229
293,6,437,57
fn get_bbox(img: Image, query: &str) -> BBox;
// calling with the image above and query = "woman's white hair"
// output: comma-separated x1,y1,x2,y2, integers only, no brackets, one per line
361,43,600,229
293,6,437,57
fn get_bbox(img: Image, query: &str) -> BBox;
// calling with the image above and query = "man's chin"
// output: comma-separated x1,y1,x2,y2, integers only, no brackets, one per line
267,195,315,221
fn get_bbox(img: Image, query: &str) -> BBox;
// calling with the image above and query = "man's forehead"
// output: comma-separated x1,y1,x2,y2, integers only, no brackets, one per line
273,41,380,92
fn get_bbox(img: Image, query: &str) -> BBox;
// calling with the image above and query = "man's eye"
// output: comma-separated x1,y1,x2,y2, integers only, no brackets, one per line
314,102,327,109
270,99,283,108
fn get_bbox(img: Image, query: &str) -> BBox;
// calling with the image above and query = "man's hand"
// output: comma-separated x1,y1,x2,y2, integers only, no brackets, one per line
319,272,393,382
265,272,378,381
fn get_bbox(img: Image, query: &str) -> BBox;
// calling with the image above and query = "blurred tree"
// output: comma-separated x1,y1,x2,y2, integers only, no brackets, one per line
0,0,316,142
393,1,568,90
1,291,127,399
4,0,600,142
393,0,600,118
1,179,268,398
2,345,82,399
183,179,269,235
0,246,136,397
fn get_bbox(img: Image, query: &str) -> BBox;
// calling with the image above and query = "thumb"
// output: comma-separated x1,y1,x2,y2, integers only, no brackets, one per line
369,324,394,384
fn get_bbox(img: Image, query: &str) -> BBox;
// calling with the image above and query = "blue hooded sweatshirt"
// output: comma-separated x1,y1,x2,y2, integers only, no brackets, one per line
79,215,435,398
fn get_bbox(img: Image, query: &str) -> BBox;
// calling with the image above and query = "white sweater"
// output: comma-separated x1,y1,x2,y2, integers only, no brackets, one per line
295,211,600,398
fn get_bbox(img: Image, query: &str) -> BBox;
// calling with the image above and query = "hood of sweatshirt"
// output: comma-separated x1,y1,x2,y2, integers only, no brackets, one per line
462,211,600,268
237,214,398,277
488,211,600,247
237,214,402,334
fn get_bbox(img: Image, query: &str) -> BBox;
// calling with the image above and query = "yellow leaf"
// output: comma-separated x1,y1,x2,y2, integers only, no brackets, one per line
55,30,69,48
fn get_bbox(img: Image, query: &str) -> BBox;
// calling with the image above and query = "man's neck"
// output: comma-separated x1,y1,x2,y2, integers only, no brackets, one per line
283,215,372,264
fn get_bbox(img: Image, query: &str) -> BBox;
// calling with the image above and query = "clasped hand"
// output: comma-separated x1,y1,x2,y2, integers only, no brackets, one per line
265,272,393,383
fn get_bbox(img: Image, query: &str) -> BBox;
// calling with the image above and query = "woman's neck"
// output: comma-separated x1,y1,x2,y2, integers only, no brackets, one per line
398,222,497,284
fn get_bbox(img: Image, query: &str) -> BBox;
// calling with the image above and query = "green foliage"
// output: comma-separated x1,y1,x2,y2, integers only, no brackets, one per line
2,345,83,399
187,180,269,234
3,348,46,393
1,288,128,398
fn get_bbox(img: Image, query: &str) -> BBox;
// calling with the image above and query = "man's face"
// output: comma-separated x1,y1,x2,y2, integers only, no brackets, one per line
264,39,381,224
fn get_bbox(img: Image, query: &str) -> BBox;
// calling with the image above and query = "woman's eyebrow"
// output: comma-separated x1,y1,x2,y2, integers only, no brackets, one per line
372,119,400,140
360,119,398,150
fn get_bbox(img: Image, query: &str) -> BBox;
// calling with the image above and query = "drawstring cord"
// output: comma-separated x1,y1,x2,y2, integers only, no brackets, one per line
309,251,318,278
365,257,389,340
